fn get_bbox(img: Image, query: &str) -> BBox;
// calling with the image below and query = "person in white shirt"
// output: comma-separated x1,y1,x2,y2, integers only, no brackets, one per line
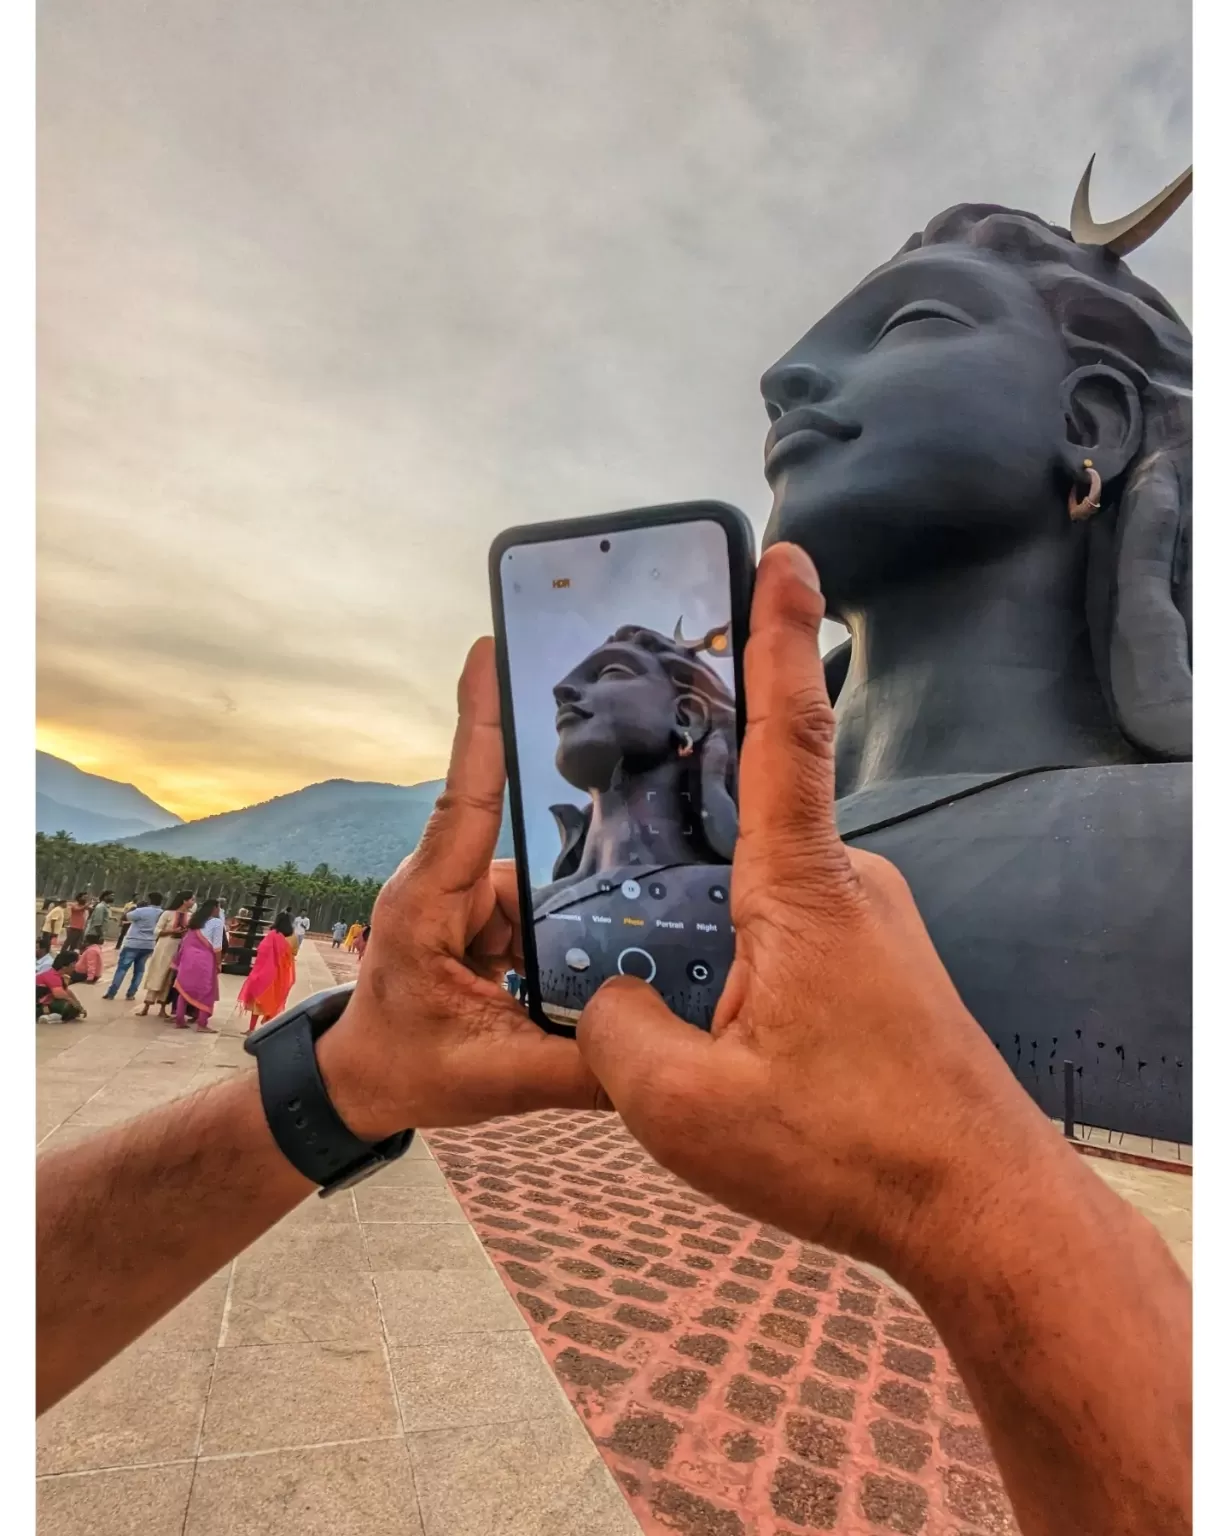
331,921,347,948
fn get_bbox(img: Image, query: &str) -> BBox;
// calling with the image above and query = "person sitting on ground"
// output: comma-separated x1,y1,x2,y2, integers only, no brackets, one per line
103,894,164,1002
36,950,88,1021
71,941,104,985
36,935,56,975
34,549,1190,1536
62,892,92,953
237,912,297,1033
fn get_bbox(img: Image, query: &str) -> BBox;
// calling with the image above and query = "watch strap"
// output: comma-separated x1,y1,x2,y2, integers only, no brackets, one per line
244,983,414,1195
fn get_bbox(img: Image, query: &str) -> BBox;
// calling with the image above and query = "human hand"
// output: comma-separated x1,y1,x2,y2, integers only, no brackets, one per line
575,543,1056,1277
315,639,602,1139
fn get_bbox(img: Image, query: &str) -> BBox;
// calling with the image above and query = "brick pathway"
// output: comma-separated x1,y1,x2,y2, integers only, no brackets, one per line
426,1112,1018,1536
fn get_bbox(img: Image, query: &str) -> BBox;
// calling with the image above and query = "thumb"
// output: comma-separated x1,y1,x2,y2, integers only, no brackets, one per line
736,541,853,909
576,975,715,1130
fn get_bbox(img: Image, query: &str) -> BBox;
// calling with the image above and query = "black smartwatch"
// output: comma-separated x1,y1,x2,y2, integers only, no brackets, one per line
243,982,414,1197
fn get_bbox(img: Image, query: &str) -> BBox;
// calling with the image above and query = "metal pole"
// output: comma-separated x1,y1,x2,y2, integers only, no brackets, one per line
1063,1060,1075,1139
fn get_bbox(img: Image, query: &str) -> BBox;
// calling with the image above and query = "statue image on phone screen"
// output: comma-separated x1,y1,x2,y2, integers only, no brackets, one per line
532,620,738,1028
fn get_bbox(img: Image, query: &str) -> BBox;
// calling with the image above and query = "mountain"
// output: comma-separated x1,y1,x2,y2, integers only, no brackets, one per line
36,792,172,845
36,752,182,839
122,778,515,881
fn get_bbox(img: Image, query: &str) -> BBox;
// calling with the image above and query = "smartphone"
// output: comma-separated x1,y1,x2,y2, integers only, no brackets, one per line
490,501,755,1035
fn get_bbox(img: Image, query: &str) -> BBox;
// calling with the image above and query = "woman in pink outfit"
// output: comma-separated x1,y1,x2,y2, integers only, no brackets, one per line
173,900,223,1033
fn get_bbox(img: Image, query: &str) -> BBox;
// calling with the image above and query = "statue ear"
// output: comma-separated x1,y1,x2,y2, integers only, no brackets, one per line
1059,364,1143,488
675,693,711,744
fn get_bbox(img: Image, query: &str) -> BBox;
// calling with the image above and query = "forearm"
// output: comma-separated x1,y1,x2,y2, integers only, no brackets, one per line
37,1073,312,1413
899,1130,1190,1536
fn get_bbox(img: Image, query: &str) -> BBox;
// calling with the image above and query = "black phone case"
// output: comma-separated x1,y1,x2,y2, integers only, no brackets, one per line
489,500,756,1036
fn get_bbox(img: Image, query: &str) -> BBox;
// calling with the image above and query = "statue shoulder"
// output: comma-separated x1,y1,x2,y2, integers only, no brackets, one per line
838,762,1189,843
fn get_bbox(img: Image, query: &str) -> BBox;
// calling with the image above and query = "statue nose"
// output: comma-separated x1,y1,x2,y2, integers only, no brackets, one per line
554,682,582,706
760,361,832,422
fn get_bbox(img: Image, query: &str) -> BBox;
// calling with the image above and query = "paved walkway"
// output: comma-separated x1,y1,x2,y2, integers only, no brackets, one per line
36,942,640,1536
36,941,1191,1535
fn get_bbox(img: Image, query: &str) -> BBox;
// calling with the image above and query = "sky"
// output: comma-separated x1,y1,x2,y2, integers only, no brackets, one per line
499,518,736,886
36,0,1192,820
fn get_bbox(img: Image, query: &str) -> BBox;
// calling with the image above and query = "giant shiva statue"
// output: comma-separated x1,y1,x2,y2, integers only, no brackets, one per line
760,160,1192,1141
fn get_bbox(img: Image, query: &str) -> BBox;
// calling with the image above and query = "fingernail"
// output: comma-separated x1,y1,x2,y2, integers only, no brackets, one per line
783,543,820,592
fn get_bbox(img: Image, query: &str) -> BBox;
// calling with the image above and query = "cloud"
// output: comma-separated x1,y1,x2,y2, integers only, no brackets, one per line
37,0,1191,815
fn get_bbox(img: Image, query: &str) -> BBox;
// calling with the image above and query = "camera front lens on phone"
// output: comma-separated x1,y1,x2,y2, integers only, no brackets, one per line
599,538,611,552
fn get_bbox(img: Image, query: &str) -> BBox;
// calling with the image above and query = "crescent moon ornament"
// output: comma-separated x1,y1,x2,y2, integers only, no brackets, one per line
1069,154,1192,257
673,618,732,656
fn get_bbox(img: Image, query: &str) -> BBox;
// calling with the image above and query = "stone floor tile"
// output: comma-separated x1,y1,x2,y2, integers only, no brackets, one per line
36,1121,103,1154
275,1188,360,1227
408,1414,642,1536
362,1222,490,1273
186,1439,421,1536
406,1135,435,1161
375,1269,527,1345
354,1186,467,1224
130,1269,231,1353
38,1462,196,1536
391,1331,568,1432
37,1347,215,1474
224,1260,383,1348
362,1157,448,1189
242,1221,368,1272
201,1342,399,1455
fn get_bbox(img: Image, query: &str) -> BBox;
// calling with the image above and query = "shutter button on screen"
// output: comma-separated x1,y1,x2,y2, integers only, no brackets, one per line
616,948,657,983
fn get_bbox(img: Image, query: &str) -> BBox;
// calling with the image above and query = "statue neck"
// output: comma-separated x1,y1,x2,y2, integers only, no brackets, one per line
832,529,1140,797
575,760,695,876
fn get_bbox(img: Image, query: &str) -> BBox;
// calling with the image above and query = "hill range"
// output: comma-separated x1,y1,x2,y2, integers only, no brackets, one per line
38,753,514,882
36,751,183,841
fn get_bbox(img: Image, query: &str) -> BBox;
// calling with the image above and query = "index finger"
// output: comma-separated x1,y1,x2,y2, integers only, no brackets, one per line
734,543,851,902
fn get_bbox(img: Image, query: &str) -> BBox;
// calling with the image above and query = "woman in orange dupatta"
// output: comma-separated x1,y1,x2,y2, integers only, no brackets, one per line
237,913,297,1033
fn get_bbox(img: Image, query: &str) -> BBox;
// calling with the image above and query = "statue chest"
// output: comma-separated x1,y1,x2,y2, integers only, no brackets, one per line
840,763,1192,1143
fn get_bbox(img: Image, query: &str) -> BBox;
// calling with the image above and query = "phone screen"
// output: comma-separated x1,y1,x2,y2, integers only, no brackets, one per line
496,511,745,1032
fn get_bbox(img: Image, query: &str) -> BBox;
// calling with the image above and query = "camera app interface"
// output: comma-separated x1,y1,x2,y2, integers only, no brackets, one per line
500,519,738,1030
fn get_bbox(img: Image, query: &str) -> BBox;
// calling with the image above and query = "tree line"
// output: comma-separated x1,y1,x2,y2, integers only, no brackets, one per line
35,832,383,932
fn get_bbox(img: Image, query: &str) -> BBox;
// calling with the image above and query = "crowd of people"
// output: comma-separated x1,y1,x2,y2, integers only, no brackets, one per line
35,891,352,1030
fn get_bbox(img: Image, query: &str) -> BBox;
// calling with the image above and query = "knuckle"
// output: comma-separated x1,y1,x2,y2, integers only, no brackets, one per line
781,683,836,760
435,785,505,821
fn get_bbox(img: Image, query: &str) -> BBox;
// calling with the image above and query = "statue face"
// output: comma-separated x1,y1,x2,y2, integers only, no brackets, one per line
553,640,678,792
761,245,1071,614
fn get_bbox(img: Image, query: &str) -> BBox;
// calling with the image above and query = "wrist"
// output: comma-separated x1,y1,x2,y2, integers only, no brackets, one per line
314,1011,411,1144
881,1104,1073,1302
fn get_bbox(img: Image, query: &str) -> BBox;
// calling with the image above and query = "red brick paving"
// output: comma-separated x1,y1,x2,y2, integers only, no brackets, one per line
426,1110,1019,1536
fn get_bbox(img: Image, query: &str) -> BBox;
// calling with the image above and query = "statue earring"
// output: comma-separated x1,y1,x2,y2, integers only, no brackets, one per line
677,728,694,758
1068,458,1103,521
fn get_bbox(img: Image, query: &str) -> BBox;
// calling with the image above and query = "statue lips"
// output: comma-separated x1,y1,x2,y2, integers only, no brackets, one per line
555,702,592,731
763,405,861,479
